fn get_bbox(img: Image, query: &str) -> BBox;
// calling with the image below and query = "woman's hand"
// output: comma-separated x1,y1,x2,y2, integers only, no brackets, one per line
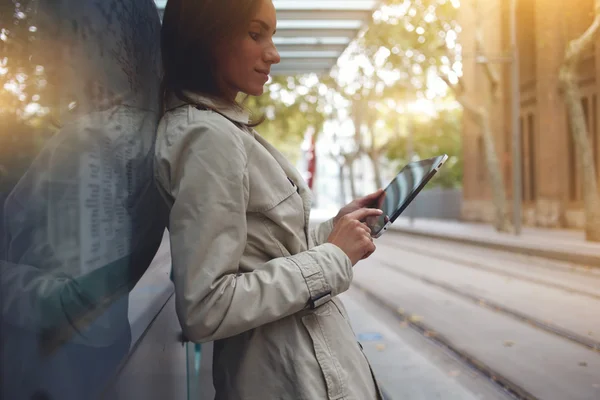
333,189,384,226
326,208,383,266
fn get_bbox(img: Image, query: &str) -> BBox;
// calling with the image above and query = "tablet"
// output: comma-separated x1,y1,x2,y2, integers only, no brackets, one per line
365,154,448,238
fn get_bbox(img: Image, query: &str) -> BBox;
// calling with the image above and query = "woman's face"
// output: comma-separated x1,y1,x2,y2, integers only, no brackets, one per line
217,0,280,100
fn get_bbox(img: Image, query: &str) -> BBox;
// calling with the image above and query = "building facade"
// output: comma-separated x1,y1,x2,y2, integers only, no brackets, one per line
460,0,600,229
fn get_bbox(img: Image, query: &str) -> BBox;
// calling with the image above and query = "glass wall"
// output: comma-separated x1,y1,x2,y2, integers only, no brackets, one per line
1,1,173,398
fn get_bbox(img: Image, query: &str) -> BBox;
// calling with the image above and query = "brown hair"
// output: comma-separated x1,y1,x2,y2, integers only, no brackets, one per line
160,0,265,126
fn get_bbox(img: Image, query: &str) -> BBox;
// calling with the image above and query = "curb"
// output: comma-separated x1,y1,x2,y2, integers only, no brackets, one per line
388,226,600,268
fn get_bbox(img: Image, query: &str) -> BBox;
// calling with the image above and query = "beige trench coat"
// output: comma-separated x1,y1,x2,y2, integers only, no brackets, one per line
154,91,382,400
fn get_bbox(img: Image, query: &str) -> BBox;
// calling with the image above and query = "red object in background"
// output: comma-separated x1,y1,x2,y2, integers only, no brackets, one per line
306,132,317,189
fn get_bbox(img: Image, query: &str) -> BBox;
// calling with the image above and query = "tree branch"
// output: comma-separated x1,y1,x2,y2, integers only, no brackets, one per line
563,13,600,68
440,74,460,95
351,112,366,154
474,30,500,93
375,140,391,155
328,150,343,166
341,149,361,165
441,74,482,118
366,117,377,153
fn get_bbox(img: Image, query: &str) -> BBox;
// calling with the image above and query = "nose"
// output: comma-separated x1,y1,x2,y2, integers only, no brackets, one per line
264,43,281,65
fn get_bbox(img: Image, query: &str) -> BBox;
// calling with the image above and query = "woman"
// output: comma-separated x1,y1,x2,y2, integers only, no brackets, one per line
155,0,385,398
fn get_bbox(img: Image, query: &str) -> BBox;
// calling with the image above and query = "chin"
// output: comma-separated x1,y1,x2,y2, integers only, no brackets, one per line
245,85,265,96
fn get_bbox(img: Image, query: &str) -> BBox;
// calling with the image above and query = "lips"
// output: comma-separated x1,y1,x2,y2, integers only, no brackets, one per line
256,69,270,76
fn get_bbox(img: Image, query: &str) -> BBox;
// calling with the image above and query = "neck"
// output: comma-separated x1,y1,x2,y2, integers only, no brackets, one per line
223,89,239,104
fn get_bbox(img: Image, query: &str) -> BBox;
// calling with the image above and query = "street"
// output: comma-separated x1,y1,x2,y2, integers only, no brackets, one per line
343,231,600,400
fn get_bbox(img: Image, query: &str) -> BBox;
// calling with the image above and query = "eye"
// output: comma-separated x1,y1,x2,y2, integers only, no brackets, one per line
249,32,260,41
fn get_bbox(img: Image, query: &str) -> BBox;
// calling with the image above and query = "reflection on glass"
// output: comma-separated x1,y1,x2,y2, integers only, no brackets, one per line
1,1,167,399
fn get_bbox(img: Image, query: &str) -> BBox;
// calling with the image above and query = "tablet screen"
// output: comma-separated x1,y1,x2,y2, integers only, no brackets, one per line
365,155,447,236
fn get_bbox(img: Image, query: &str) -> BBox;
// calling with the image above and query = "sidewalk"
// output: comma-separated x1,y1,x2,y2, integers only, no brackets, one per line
310,209,600,267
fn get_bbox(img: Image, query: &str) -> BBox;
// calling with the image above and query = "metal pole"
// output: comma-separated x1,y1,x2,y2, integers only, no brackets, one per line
510,0,522,235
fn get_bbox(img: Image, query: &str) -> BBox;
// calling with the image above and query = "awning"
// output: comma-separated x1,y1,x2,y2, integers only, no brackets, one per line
154,0,380,75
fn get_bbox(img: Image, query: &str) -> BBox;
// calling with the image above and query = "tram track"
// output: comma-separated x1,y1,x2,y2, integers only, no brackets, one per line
382,239,600,301
375,259,600,352
351,282,537,400
351,235,600,400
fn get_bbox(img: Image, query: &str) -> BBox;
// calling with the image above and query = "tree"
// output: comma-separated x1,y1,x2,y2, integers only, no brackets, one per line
352,92,403,190
558,1,600,242
348,0,511,231
342,151,361,199
332,0,464,197
355,0,461,94
328,127,363,202
328,133,351,204
346,88,382,191
245,74,340,164
440,0,511,232
386,107,463,189
332,49,416,193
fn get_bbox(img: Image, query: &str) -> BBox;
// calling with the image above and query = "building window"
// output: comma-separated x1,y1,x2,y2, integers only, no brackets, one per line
527,113,536,201
477,135,486,183
520,113,536,202
568,115,579,202
593,94,598,178
520,116,526,201
582,96,589,130
504,128,511,193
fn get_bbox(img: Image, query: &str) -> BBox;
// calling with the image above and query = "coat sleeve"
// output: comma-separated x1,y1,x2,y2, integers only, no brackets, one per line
163,121,353,343
310,218,335,246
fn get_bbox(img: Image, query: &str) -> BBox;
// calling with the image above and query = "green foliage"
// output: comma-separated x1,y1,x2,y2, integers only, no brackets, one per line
244,75,341,163
386,108,463,188
238,0,463,172
356,0,461,94
333,0,463,188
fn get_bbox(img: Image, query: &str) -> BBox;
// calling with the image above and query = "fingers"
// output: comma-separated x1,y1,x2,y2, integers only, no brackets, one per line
346,207,383,222
361,249,374,260
357,188,384,206
358,221,371,235
328,207,380,266
362,229,375,247
360,237,376,260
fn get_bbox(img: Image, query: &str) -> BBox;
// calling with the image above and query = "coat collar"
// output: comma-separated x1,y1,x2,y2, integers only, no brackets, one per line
166,90,250,125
